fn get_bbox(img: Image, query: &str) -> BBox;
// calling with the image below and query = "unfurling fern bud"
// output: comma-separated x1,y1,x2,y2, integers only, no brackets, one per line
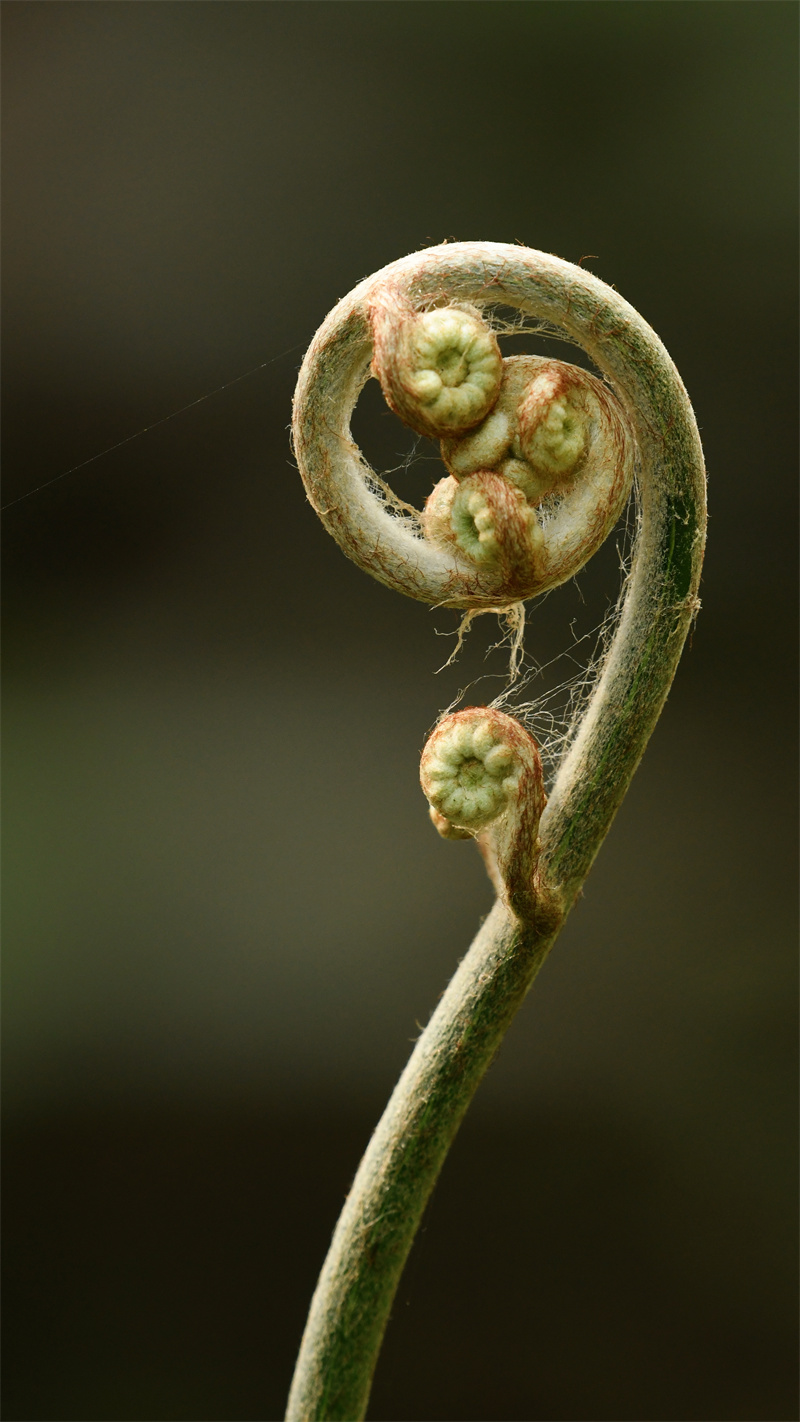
371,303,503,440
423,471,544,587
441,354,632,506
420,707,545,838
287,245,707,1422
517,367,587,483
293,246,638,609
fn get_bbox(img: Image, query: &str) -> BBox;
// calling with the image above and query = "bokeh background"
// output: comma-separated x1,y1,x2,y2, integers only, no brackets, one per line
3,4,798,1420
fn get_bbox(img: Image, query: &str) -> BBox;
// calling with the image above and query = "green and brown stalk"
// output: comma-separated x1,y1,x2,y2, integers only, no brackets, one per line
287,242,706,1421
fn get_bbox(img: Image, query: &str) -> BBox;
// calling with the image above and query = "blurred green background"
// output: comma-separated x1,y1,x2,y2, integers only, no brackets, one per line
2,3,797,1419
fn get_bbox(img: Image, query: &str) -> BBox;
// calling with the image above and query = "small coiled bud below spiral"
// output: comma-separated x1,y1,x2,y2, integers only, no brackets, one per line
371,303,503,440
420,707,544,838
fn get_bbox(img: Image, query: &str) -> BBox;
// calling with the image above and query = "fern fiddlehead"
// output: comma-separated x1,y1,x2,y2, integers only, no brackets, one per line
287,241,706,1421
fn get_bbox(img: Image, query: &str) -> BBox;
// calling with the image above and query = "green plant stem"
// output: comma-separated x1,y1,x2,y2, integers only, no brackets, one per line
287,901,555,1422
286,244,706,1421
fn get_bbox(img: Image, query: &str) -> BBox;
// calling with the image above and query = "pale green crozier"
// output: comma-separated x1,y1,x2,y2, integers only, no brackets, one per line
287,242,707,1421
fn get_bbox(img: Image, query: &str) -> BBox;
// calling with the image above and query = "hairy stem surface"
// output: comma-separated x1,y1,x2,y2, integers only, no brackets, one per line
286,244,706,1421
286,902,557,1422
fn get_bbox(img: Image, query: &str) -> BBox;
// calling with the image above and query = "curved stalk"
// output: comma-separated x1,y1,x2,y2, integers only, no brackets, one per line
286,244,706,1421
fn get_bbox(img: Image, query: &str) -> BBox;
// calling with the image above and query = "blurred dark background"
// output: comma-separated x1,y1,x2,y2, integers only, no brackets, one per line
2,4,798,1420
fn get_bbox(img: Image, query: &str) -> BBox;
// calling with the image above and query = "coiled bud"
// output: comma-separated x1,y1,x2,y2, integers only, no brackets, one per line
423,471,544,589
420,707,544,837
293,244,640,610
515,365,591,498
371,303,503,440
441,354,630,504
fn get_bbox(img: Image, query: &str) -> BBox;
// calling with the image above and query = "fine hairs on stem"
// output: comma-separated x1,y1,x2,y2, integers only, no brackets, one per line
288,242,706,1421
